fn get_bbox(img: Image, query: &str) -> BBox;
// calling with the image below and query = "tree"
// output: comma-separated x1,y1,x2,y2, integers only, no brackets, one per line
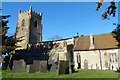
1,15,17,54
0,15,18,69
96,0,117,19
112,23,120,72
112,23,120,47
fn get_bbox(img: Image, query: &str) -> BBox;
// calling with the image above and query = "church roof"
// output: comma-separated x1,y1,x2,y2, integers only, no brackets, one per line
74,33,119,51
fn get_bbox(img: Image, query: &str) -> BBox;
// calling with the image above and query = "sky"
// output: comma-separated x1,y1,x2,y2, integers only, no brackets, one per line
2,2,118,41
2,0,120,2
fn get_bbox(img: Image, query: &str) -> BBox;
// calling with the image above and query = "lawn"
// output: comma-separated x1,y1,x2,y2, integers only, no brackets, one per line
2,69,119,78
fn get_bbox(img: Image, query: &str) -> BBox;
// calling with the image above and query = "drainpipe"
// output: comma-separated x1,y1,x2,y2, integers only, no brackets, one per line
99,50,102,70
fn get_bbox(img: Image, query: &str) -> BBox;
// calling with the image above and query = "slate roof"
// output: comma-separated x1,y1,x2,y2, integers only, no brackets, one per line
74,33,119,51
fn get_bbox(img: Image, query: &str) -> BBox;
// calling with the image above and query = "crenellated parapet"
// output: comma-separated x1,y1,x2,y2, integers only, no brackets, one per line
26,36,79,52
18,6,42,19
27,41,53,51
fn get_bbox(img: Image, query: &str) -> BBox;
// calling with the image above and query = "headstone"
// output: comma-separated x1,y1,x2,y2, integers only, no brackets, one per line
26,65,31,73
91,64,93,69
96,64,99,69
40,61,47,72
32,60,47,73
84,60,88,69
13,59,26,73
50,62,57,72
58,60,69,75
33,60,41,72
29,64,35,73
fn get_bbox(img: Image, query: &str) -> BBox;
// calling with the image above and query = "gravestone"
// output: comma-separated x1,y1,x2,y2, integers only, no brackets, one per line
40,61,47,72
32,60,47,73
29,64,35,73
58,60,69,75
33,60,41,72
50,62,57,72
26,65,31,73
13,59,26,73
84,60,88,69
96,64,99,69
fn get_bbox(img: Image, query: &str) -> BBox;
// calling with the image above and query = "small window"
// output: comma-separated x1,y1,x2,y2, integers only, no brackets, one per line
114,53,117,62
34,21,37,27
77,54,81,63
109,53,117,62
22,19,25,27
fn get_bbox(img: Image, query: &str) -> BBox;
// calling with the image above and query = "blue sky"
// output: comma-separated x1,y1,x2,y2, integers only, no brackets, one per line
2,2,118,41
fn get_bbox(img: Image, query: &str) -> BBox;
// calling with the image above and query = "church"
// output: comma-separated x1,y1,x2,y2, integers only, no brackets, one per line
74,33,119,71
13,6,120,71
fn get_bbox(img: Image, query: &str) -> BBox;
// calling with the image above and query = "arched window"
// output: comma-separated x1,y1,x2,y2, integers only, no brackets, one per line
34,21,37,27
22,19,25,27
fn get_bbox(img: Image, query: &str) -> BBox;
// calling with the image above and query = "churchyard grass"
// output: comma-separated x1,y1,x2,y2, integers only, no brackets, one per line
2,69,118,78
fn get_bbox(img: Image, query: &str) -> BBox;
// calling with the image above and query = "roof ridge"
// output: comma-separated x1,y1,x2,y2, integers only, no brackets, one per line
93,33,112,36
79,33,112,38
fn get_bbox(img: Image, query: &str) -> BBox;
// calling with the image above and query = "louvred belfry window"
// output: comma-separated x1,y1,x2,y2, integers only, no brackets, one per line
21,19,25,30
34,21,37,27
22,19,25,27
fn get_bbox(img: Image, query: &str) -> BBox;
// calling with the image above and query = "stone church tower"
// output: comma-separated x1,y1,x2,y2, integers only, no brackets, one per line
15,6,42,50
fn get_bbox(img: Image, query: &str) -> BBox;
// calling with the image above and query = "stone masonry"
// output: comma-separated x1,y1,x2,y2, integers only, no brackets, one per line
15,6,42,50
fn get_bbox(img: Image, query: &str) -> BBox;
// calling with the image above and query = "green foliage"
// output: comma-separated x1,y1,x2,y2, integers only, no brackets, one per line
96,1,117,20
1,15,18,55
81,35,84,37
0,15,21,70
112,23,120,47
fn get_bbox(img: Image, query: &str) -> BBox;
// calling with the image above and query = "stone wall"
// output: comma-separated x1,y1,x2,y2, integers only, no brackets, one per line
74,50,100,70
15,7,42,50
74,49,119,71
26,37,77,64
16,10,31,50
12,36,78,69
29,12,42,44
